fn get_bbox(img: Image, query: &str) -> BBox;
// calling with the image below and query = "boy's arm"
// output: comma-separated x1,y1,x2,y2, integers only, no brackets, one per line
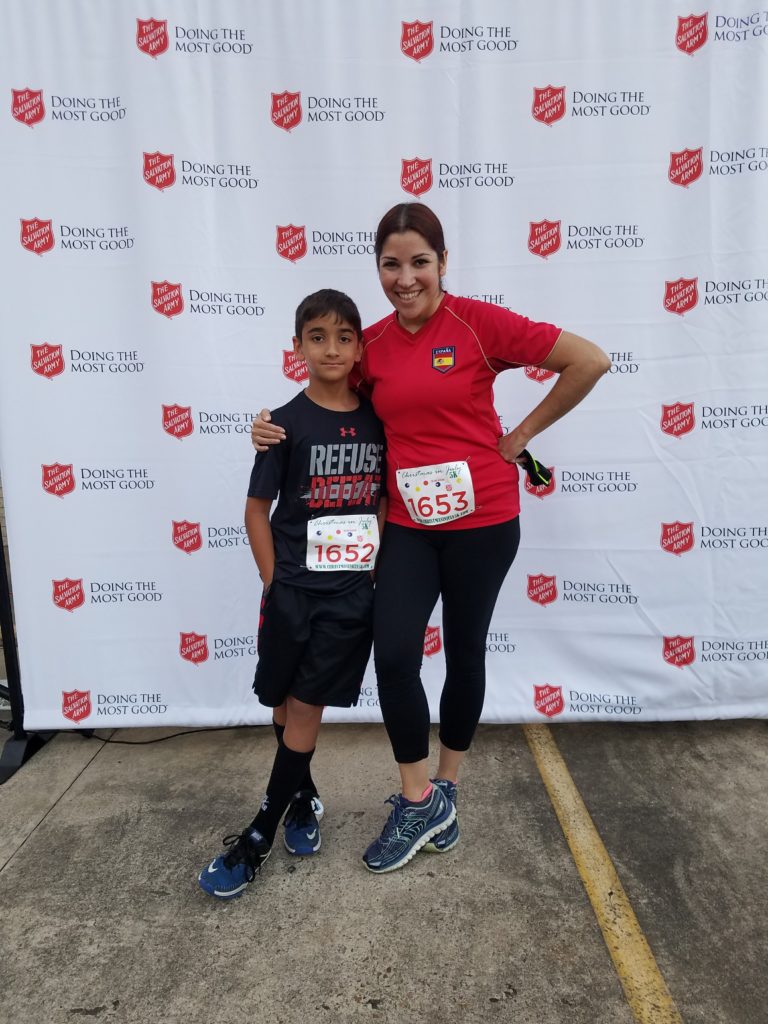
245,497,275,586
376,497,388,545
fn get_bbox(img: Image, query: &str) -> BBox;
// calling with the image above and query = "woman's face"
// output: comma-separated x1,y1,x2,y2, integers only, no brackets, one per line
377,230,447,331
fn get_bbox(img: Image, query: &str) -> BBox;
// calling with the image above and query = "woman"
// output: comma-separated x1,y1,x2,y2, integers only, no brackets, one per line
252,202,611,873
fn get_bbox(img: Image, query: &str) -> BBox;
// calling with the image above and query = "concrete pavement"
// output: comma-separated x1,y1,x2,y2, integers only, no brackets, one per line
1,720,766,1023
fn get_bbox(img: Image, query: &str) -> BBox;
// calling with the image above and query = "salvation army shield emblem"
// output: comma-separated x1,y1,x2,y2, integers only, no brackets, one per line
401,158,432,196
664,278,698,316
528,220,561,259
668,148,703,187
42,463,75,497
276,224,307,262
534,685,564,718
663,635,696,667
524,366,555,384
151,281,184,318
162,404,194,439
660,402,695,438
527,574,558,606
660,521,694,555
271,91,302,131
52,578,85,612
524,468,556,500
424,625,442,657
11,88,45,126
676,14,708,55
30,343,65,379
136,18,169,58
180,632,208,664
532,86,566,126
20,218,54,255
172,520,202,553
282,350,309,383
143,152,176,190
401,21,434,61
62,690,91,723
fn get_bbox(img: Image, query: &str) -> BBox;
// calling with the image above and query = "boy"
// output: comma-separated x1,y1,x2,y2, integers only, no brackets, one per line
199,289,386,899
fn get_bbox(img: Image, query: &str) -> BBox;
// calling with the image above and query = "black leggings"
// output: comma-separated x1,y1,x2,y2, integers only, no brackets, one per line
373,518,520,764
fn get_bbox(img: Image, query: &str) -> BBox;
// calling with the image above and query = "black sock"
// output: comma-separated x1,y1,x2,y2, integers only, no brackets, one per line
251,740,315,846
272,718,318,798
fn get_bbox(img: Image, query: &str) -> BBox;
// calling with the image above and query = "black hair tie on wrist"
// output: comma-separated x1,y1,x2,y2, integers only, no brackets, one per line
520,449,552,486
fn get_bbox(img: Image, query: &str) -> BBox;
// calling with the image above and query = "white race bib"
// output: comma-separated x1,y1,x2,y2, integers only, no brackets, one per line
396,461,475,526
306,514,380,571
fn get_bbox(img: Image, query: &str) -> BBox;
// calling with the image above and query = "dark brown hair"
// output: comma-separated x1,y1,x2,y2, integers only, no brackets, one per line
374,203,447,264
294,289,362,339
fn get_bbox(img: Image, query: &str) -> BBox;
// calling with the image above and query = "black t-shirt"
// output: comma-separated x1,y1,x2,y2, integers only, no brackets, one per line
247,391,386,593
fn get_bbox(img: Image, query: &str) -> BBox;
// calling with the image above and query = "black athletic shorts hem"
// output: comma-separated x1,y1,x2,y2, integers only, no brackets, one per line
253,579,373,708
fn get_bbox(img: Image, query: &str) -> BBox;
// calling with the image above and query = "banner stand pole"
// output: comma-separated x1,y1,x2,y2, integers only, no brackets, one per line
0,533,53,784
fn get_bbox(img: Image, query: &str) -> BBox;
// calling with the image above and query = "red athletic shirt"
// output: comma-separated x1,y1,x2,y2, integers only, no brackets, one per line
360,293,561,529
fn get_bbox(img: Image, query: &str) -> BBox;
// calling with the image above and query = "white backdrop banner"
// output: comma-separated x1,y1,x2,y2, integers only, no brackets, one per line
2,1,767,729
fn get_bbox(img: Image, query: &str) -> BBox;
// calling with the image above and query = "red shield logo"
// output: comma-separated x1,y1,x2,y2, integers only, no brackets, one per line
52,578,85,612
524,366,555,384
528,220,561,259
661,402,695,438
534,685,564,718
42,463,75,498
527,574,558,606
668,148,703,187
162,404,194,439
151,281,184,318
180,632,208,664
282,350,309,383
532,86,566,126
172,520,202,554
676,14,708,55
524,468,556,500
271,91,302,131
660,521,695,556
20,218,54,255
62,689,91,723
276,224,307,262
136,18,169,58
424,625,442,657
11,88,45,127
30,343,65,379
401,158,432,196
143,151,176,191
401,21,434,61
663,635,696,668
664,278,698,316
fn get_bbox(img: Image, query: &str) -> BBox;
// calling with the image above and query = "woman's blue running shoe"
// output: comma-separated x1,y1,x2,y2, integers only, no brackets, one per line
422,779,459,853
198,827,271,899
362,785,455,873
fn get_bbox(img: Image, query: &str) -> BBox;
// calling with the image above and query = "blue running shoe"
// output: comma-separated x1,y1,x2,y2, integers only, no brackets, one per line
422,779,459,853
198,827,271,899
363,784,455,874
283,789,323,855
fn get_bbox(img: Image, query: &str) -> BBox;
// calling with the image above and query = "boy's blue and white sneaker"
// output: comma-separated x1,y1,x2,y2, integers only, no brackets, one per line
422,779,459,853
283,789,323,855
198,827,271,899
362,784,456,874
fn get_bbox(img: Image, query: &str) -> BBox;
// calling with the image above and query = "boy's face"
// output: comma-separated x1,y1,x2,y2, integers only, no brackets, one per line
294,313,362,383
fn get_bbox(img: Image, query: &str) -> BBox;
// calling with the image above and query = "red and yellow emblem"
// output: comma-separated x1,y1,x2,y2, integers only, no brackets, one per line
432,346,455,373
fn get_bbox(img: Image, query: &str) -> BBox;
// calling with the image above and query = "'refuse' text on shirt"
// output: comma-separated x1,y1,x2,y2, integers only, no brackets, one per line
305,441,384,510
309,442,383,476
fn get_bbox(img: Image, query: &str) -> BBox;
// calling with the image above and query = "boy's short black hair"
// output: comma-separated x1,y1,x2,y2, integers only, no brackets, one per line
294,289,363,340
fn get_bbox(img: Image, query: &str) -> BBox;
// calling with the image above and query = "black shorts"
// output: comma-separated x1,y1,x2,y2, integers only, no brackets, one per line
253,579,374,708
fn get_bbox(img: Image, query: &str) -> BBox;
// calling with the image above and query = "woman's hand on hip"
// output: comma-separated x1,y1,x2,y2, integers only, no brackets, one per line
251,409,286,452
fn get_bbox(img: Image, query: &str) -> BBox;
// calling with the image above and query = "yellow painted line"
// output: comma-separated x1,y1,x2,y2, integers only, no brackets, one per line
523,724,683,1024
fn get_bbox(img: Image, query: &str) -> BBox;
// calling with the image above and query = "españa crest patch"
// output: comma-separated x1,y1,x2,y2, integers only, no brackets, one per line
432,346,455,373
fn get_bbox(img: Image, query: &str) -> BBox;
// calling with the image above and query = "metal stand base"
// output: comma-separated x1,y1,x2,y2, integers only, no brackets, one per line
0,730,55,785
